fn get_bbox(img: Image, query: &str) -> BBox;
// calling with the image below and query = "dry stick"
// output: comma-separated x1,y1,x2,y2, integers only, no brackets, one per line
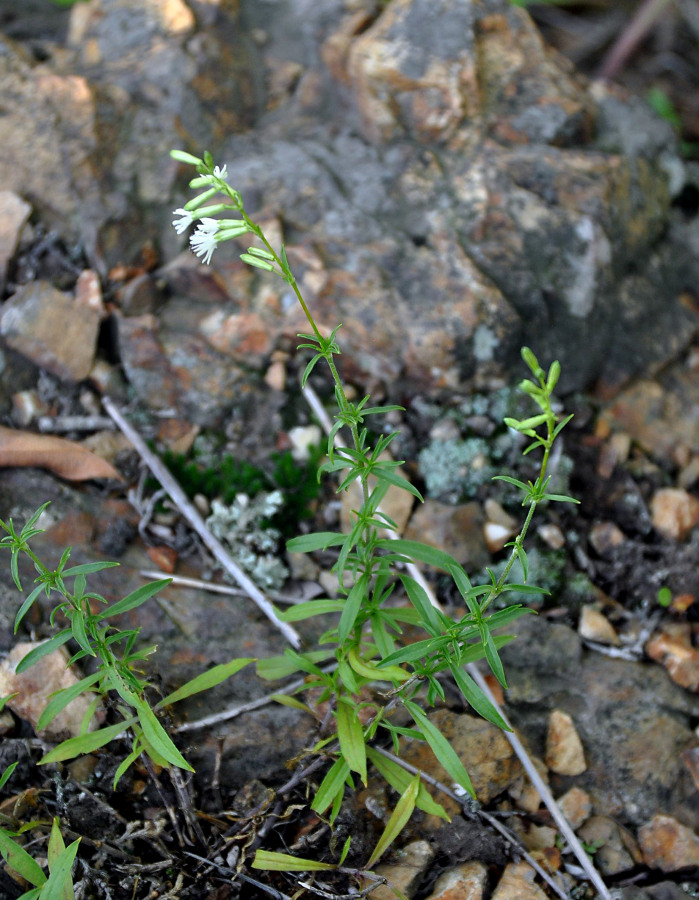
302,382,612,900
101,395,302,649
139,569,309,605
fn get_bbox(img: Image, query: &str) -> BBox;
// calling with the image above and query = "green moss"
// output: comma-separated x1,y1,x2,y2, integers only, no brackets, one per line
156,443,323,537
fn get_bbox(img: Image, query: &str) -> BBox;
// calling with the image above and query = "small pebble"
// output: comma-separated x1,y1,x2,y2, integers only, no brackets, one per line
557,786,591,830
650,488,699,541
491,862,547,900
537,523,565,550
288,424,322,462
545,709,586,775
588,520,626,556
639,814,699,872
578,606,620,646
425,860,487,900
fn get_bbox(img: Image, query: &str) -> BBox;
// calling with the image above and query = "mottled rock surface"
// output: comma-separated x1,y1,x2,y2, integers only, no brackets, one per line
0,0,696,416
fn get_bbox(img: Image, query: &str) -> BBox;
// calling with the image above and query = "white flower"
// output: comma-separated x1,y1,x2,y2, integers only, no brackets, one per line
172,208,193,235
189,217,220,265
213,165,228,181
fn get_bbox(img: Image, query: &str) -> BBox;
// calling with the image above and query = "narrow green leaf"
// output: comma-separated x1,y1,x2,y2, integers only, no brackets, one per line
517,545,529,582
67,610,94,658
157,658,254,707
337,658,360,695
366,773,420,868
37,672,102,732
0,762,18,791
99,579,171,620
338,574,369,643
113,744,143,789
484,606,534,629
376,538,460,572
404,701,474,796
338,835,352,866
251,850,336,872
10,551,21,591
286,532,345,553
268,694,315,715
499,583,546,595
47,818,76,900
399,574,442,637
311,758,351,816
276,599,344,622
366,749,449,820
336,700,367,785
0,828,47,887
22,503,51,534
552,413,574,440
373,468,423,501
133,699,193,772
14,584,46,634
492,475,530,492
370,613,395,659
448,564,480,620
43,835,79,900
541,493,580,504
301,353,323,387
16,632,72,675
62,562,119,577
40,717,138,765
379,636,449,667
482,627,507,688
450,666,510,730
256,649,334,681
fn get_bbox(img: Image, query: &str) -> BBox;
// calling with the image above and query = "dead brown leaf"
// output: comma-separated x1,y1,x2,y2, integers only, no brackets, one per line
0,426,122,481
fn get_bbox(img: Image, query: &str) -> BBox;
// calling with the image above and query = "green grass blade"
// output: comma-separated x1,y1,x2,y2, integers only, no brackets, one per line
99,579,172,620
62,562,119,577
256,649,334,680
157,658,254,707
251,850,336,872
338,574,369,643
366,748,449,820
311,757,350,816
37,672,102,732
0,762,18,791
336,700,367,785
40,717,138,765
366,773,420,868
404,700,474,796
450,666,510,730
16,632,72,675
399,574,442,637
14,584,46,634
277,599,344,622
286,532,345,553
133,699,193,772
376,539,459,571
0,828,47,887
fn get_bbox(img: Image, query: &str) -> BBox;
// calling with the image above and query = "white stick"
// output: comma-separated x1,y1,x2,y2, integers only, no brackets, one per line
101,395,301,649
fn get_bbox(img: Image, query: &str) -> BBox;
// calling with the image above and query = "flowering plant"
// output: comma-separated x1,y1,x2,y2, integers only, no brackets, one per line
168,148,579,872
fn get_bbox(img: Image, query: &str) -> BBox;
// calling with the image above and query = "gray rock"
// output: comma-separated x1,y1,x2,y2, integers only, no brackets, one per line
500,615,699,829
0,191,31,295
0,280,102,382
